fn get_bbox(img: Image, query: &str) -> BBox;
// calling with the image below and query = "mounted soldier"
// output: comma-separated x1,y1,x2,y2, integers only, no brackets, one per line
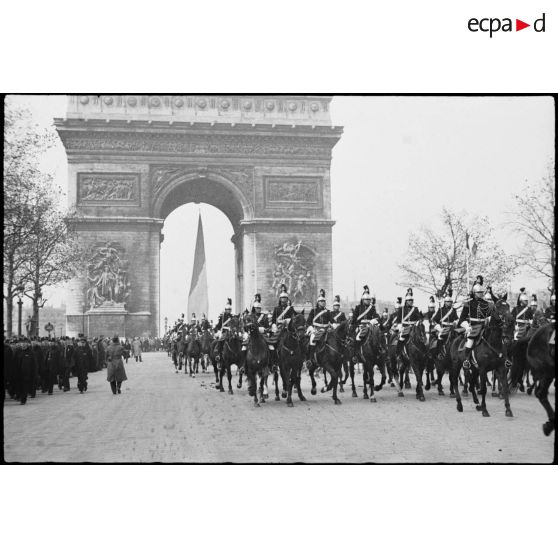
394,288,422,356
330,295,347,326
424,295,438,351
511,288,534,341
457,275,493,369
306,289,333,364
350,285,379,347
271,284,297,330
242,294,270,353
383,297,402,332
432,288,459,349
544,291,555,323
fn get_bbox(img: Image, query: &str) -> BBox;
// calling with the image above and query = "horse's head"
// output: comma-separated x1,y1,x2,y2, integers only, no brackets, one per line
289,313,307,339
229,315,241,334
493,296,514,344
411,321,427,346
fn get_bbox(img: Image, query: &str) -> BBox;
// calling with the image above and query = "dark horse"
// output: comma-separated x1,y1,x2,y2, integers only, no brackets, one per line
397,322,429,401
277,313,307,407
525,323,555,436
218,316,243,394
449,300,514,417
199,329,213,373
358,323,387,402
244,313,271,407
185,332,202,376
307,320,349,404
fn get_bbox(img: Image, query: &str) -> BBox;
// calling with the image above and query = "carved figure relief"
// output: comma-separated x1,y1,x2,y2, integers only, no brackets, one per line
86,242,131,309
265,177,321,206
78,173,139,204
270,240,316,304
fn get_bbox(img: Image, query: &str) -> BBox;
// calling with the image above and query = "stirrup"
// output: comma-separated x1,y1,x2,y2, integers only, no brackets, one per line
463,359,471,370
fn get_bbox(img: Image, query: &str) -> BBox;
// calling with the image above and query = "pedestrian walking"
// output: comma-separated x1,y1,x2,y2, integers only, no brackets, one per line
132,336,142,362
106,336,128,394
123,338,131,363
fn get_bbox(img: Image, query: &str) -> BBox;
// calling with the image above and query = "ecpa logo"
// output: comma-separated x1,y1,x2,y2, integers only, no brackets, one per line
468,13,546,37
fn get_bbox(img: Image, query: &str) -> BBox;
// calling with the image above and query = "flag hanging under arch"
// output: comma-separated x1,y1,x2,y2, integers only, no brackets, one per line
188,213,209,320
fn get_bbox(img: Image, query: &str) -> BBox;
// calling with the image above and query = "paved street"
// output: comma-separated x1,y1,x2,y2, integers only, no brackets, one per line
3,352,554,463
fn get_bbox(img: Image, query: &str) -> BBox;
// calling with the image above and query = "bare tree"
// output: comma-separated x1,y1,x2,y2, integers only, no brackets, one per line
398,208,517,300
508,163,555,292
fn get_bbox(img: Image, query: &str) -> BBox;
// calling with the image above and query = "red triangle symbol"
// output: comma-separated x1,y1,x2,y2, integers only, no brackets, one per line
516,19,530,31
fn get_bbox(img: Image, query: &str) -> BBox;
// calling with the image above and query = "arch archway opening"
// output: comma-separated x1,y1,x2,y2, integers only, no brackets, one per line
160,203,236,333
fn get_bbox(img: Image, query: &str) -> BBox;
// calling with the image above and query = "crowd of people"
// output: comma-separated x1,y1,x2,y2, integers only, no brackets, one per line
3,334,164,403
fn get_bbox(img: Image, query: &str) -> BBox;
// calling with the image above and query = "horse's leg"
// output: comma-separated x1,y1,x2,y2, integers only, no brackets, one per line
308,364,317,396
296,367,306,402
274,367,281,402
369,364,377,403
397,359,405,397
435,357,445,396
262,373,269,400
341,360,349,386
286,366,294,407
219,361,225,392
350,361,357,397
534,376,555,436
404,365,411,389
475,366,490,417
362,364,369,399
227,364,234,394
498,364,513,418
375,359,386,392
328,365,341,405
424,359,432,391
413,360,425,402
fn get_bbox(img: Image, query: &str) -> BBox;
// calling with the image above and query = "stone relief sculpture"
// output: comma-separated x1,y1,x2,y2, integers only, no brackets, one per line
79,174,138,203
270,240,316,304
86,242,131,309
266,180,319,203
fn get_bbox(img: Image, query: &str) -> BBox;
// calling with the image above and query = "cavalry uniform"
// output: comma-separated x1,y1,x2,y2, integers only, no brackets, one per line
331,295,347,327
271,287,297,329
394,289,422,353
351,285,379,342
306,290,333,363
432,292,458,344
242,294,270,352
458,280,493,368
511,290,534,341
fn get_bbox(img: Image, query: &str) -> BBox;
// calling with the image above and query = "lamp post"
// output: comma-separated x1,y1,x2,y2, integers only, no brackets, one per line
17,286,24,337
82,303,86,335
164,316,168,333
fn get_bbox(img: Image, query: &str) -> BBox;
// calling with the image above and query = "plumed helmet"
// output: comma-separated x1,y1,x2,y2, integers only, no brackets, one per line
405,288,414,301
484,291,493,301
550,291,556,304
518,287,528,304
332,295,341,307
254,293,261,303
279,284,289,299
530,294,538,307
382,307,388,316
428,296,435,308
317,289,326,302
472,283,485,295
225,298,232,310
475,275,484,286
395,297,402,308
444,288,453,303
361,285,371,300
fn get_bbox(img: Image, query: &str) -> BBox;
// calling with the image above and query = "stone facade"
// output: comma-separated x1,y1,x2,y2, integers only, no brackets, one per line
55,95,343,337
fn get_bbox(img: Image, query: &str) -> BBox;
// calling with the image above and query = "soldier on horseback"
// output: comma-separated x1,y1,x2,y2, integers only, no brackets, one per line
511,288,535,341
213,298,234,358
394,288,422,356
544,291,555,323
331,294,347,326
242,294,270,353
457,275,492,370
306,289,333,365
350,285,379,350
271,284,297,330
432,288,458,349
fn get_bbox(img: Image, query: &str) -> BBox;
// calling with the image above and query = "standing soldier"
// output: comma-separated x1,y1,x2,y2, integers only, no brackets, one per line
457,277,493,369
306,289,333,364
331,295,347,326
74,333,93,393
271,284,297,330
394,288,423,356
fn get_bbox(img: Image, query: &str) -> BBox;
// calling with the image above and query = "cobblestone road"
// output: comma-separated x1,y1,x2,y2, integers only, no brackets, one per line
3,352,555,463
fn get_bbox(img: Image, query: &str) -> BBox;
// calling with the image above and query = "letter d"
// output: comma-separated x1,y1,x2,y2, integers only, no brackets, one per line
534,13,545,32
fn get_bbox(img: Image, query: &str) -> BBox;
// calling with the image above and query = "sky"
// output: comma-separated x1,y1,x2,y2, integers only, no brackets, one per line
6,95,555,330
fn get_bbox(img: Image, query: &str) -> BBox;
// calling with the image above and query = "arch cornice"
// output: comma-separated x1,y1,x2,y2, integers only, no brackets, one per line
150,166,254,222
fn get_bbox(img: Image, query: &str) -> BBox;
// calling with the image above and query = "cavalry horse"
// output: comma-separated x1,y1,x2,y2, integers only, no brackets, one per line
525,322,555,436
397,322,429,401
185,331,202,377
277,313,307,407
307,320,349,404
243,313,272,407
429,326,461,397
199,329,213,373
218,315,243,394
356,323,387,402
449,299,514,417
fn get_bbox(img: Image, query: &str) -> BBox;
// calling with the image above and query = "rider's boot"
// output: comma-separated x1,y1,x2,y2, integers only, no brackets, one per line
306,344,316,368
462,346,472,370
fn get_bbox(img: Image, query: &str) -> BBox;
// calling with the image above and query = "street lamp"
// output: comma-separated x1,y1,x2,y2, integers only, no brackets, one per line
82,303,86,335
17,285,24,337
164,316,168,333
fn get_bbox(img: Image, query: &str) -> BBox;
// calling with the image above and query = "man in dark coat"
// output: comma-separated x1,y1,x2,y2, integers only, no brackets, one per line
306,289,333,363
106,336,128,394
330,295,347,325
394,288,423,356
15,339,38,404
74,333,93,393
431,289,459,350
351,285,379,346
270,284,297,329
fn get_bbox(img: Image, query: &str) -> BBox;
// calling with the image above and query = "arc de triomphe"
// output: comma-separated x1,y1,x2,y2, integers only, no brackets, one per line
55,95,343,337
